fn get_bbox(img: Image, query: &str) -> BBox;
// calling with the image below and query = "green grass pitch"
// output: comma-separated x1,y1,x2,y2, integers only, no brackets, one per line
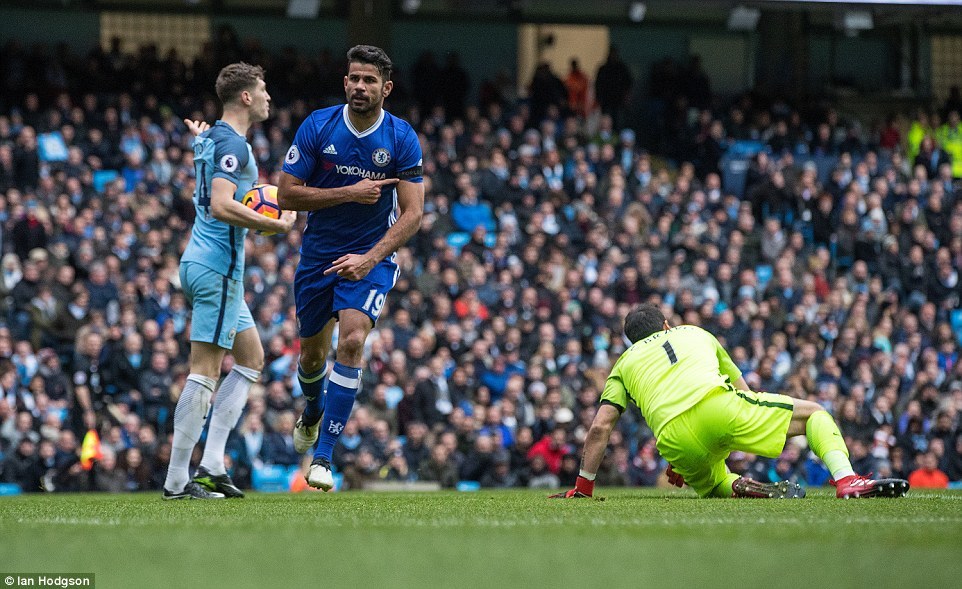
2,488,961,589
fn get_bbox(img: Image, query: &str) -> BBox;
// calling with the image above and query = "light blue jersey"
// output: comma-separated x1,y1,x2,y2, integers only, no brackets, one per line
181,121,257,281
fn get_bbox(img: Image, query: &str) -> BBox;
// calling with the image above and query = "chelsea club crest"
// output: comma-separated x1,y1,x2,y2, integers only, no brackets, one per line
372,148,391,167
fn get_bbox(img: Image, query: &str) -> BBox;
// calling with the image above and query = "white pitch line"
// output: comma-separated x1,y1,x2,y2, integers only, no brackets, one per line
10,513,962,528
291,515,962,528
16,516,123,526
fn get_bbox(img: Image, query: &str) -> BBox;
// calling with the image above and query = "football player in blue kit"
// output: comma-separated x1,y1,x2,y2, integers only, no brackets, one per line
163,63,297,499
277,45,424,490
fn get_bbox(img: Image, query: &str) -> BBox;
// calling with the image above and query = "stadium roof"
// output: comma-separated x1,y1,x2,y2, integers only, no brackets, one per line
10,0,962,27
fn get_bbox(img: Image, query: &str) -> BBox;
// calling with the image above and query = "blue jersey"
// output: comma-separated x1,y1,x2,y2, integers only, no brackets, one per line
181,121,258,281
282,105,423,264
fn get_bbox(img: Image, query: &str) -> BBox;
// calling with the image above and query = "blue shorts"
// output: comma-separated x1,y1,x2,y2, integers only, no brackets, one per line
294,257,399,338
180,261,255,349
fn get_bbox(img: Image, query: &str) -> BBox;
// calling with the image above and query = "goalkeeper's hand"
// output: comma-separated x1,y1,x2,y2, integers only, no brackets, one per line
548,475,594,498
666,464,685,488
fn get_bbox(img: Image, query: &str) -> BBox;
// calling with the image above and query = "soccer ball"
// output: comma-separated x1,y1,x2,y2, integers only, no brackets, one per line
243,184,281,219
242,184,282,236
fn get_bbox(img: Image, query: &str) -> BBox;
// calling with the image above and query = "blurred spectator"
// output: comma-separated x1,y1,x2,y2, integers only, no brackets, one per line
1,437,43,491
451,189,495,233
907,450,950,489
418,443,458,489
262,412,299,467
942,434,962,482
628,438,662,486
594,47,632,127
341,447,380,490
12,205,48,261
382,450,414,483
527,454,559,489
91,447,126,492
527,426,570,474
480,450,517,488
440,53,469,121
914,136,951,180
460,433,496,482
529,62,567,124
118,446,152,491
564,59,589,118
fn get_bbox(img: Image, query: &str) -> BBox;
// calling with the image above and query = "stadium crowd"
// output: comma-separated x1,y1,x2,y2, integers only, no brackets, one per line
0,33,960,495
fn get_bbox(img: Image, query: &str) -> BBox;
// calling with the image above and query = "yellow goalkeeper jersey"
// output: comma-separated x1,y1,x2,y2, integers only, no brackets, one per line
600,325,742,438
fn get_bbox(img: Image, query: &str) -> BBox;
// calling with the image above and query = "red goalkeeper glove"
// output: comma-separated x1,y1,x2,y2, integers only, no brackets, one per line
666,464,686,488
548,475,594,498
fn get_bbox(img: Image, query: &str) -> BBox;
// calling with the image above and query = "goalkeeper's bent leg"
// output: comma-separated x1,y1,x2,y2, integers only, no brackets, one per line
806,410,855,480
710,472,742,498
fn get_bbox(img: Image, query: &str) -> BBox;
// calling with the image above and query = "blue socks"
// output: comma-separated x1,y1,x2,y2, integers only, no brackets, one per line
299,364,328,426
314,362,361,461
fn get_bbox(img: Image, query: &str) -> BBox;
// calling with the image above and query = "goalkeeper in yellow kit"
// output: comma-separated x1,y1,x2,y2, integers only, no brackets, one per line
552,304,909,499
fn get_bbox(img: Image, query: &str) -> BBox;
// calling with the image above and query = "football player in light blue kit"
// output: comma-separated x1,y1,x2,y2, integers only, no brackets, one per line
278,45,424,490
163,63,296,499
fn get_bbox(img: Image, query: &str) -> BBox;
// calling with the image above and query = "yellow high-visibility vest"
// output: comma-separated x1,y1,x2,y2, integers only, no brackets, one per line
907,121,929,163
938,123,962,178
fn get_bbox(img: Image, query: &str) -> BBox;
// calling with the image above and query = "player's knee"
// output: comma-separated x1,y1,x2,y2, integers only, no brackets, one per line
793,400,823,421
337,329,366,362
232,343,265,372
239,354,264,373
298,350,326,373
189,358,221,381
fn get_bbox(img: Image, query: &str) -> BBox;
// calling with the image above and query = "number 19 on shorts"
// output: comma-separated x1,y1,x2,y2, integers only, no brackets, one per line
362,289,386,317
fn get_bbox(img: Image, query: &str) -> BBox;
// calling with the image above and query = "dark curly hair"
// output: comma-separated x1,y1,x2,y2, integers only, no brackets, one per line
347,45,393,81
624,303,666,343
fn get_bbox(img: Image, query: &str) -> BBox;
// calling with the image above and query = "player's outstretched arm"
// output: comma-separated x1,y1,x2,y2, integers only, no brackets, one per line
549,403,621,499
210,178,296,234
277,172,398,211
325,179,424,281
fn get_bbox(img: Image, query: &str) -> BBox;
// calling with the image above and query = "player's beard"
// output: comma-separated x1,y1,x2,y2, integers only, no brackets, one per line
349,92,381,115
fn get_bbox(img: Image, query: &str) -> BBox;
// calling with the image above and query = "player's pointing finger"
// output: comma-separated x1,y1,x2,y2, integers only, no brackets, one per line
323,257,349,275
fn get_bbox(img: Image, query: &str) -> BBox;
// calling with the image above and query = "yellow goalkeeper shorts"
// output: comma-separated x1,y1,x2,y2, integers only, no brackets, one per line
656,385,795,497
